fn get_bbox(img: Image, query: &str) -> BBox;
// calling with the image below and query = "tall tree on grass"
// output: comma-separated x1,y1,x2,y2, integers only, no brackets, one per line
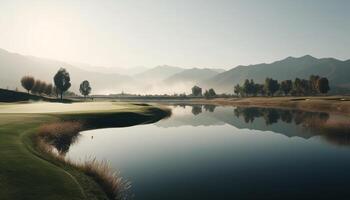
79,80,92,99
44,83,53,96
242,79,251,96
38,81,47,95
234,84,242,96
31,80,42,94
21,76,35,93
208,88,216,97
191,85,202,96
204,88,216,99
300,79,310,95
256,84,265,96
317,77,330,94
264,78,279,96
52,86,59,98
293,78,302,96
54,68,71,100
309,75,320,94
280,80,292,96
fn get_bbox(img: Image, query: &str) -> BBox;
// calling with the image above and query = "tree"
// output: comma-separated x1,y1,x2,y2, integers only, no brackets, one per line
204,88,216,99
264,78,279,96
309,75,320,94
79,80,92,99
300,79,310,95
31,80,42,94
317,77,330,94
54,68,71,100
256,84,265,96
234,84,242,96
44,83,53,96
251,81,259,96
208,88,216,97
52,86,59,98
293,78,302,96
191,85,202,96
280,80,292,96
21,76,35,93
243,79,251,96
38,82,47,95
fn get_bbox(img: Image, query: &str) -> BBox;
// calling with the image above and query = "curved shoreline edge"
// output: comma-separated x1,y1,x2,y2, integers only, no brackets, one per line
0,103,171,200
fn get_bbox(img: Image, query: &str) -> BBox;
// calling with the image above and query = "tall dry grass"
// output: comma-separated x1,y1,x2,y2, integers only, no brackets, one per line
76,158,131,200
38,121,82,154
36,121,130,200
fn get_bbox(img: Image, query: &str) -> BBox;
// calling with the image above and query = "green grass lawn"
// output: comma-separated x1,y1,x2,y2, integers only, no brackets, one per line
0,102,170,200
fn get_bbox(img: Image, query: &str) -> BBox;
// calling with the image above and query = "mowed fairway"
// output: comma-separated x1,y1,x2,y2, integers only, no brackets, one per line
0,102,170,200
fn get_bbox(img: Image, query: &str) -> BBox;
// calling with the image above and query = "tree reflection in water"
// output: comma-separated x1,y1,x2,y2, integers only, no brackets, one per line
191,105,202,115
204,104,216,112
175,104,350,147
233,107,329,127
232,106,350,147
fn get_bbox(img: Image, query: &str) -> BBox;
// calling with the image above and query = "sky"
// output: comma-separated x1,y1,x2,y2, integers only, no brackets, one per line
0,0,349,69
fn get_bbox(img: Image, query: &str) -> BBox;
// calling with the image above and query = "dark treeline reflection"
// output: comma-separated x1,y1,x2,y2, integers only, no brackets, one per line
173,104,217,115
191,105,202,115
233,107,350,147
171,104,350,147
233,107,329,126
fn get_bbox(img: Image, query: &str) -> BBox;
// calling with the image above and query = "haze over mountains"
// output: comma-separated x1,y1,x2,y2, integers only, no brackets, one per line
0,48,349,95
205,55,350,93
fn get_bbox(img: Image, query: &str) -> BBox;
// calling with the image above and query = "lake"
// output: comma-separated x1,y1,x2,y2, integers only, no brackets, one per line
65,104,350,200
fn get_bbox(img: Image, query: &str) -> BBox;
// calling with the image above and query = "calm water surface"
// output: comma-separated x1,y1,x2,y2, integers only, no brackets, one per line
66,105,350,200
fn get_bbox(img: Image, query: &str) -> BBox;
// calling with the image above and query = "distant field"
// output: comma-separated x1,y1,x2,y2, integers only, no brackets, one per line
197,96,350,115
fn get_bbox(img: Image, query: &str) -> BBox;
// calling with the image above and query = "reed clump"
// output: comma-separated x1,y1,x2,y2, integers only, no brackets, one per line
38,121,82,154
76,158,131,200
36,121,130,200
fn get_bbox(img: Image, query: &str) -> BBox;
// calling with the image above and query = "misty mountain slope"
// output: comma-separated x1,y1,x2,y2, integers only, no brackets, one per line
164,68,222,85
205,55,350,93
134,65,185,81
0,48,132,94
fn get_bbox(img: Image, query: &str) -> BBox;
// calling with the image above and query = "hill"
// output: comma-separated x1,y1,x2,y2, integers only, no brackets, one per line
205,55,350,93
165,68,221,84
134,65,185,81
0,48,132,94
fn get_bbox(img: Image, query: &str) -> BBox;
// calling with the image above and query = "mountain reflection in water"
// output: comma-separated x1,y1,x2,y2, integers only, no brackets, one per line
64,104,350,200
158,104,350,147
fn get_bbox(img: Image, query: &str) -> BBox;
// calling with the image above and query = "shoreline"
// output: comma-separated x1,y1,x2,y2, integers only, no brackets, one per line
112,96,350,116
196,96,350,116
0,102,171,200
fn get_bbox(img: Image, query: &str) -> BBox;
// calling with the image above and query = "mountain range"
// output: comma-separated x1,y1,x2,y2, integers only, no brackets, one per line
0,48,349,94
204,55,350,93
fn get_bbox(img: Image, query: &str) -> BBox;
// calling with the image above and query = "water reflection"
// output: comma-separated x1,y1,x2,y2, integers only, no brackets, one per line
203,104,216,112
191,105,202,115
233,107,329,127
164,104,350,147
56,104,350,156
65,104,350,200
53,134,80,155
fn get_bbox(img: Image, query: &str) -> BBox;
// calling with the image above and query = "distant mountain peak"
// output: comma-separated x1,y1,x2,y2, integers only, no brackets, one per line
206,55,350,93
301,54,315,59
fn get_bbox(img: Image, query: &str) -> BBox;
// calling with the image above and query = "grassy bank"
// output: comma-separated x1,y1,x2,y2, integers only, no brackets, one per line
195,96,350,116
0,102,170,200
0,88,75,103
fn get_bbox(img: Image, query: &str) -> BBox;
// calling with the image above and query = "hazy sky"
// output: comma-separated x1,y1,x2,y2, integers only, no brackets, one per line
0,0,349,69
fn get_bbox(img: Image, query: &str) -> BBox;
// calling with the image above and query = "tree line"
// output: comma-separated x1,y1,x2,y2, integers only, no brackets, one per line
234,75,330,97
191,85,217,99
21,68,92,100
